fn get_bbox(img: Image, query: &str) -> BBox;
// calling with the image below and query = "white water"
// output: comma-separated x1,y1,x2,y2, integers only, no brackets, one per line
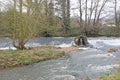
0,37,120,80
51,75,75,80
0,37,120,50
52,37,120,49
88,38,120,49
0,46,16,50
55,41,74,48
89,64,119,72
84,53,116,58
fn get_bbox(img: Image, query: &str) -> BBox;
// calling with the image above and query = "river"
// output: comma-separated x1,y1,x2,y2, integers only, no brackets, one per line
0,37,120,80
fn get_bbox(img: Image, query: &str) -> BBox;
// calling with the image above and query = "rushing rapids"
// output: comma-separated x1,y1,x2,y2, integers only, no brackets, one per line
0,37,120,80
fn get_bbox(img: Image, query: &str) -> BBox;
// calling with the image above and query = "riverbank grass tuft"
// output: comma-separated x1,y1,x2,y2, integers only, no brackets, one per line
0,46,65,69
100,72,120,80
100,68,120,80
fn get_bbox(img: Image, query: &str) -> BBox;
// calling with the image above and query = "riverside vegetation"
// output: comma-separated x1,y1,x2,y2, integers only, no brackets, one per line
100,68,120,80
0,46,65,70
100,72,120,80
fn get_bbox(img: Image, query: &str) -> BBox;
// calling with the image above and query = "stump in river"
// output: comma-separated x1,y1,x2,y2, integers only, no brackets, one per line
74,35,88,46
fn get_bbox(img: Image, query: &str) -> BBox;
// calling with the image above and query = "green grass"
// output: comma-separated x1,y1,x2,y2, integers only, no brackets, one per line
100,72,120,80
0,46,65,69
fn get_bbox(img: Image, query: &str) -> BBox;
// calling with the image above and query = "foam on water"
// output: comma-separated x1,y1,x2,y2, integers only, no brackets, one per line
85,53,116,58
79,47,89,50
0,47,16,50
89,64,119,72
102,39,120,46
0,37,120,50
55,43,72,48
88,38,120,49
55,41,74,48
25,43,41,47
51,75,75,80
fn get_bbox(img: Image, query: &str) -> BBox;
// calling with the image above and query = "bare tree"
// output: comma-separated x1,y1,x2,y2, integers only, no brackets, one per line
55,0,71,35
66,0,71,31
115,0,117,26
12,0,40,49
78,0,83,31
77,0,108,36
85,0,88,27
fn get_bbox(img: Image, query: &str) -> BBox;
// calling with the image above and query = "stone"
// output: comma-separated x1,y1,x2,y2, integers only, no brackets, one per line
74,35,89,46
107,48,118,53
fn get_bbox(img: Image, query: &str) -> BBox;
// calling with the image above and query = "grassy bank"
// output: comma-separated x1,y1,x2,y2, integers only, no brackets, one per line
100,72,120,80
0,46,65,70
100,68,120,80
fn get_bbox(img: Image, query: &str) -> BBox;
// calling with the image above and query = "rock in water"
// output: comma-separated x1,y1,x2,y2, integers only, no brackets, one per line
74,35,89,47
107,48,118,53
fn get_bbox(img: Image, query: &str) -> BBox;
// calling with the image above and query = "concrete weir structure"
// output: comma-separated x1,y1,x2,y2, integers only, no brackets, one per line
74,35,89,46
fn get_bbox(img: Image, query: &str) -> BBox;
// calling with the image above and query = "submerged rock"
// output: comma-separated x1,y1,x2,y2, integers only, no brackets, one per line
107,48,118,53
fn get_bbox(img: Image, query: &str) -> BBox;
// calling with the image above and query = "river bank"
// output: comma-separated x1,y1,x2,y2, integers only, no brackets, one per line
0,46,79,71
0,47,118,80
0,37,120,80
98,66,120,80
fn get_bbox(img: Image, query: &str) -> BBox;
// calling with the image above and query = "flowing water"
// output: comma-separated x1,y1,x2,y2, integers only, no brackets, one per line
0,37,120,80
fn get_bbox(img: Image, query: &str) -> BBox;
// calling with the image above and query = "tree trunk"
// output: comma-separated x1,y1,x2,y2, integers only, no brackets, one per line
84,0,88,35
61,0,66,34
66,0,71,32
115,0,117,26
48,0,54,26
13,0,17,49
79,0,83,30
